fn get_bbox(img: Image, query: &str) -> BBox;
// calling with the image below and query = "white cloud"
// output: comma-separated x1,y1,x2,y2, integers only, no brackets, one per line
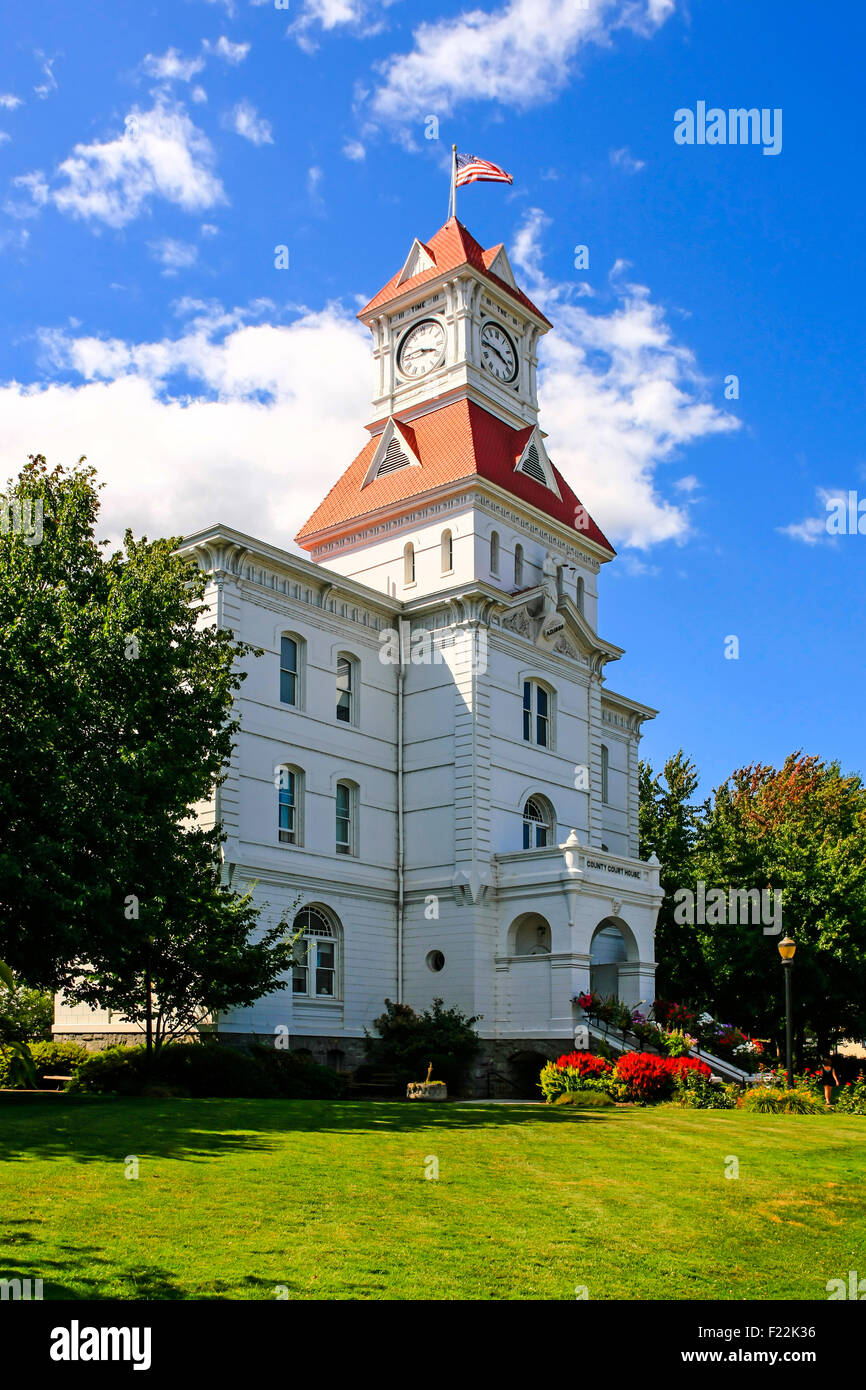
290,1,392,53
33,53,58,100
201,222,219,236
191,86,208,104
1,305,372,549
0,94,23,110
610,146,645,173
369,0,673,127
778,487,844,544
143,48,206,83
512,206,738,548
225,100,273,145
203,36,251,63
342,139,366,161
0,132,10,146
17,99,226,228
148,238,199,274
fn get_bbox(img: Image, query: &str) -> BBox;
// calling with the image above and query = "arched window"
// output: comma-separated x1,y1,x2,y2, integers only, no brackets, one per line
522,679,552,748
291,905,341,999
601,743,610,804
576,576,585,614
490,530,500,575
522,795,554,849
277,766,303,845
513,914,552,955
336,653,358,725
514,543,524,587
336,780,357,856
440,529,453,574
403,542,415,585
279,633,303,706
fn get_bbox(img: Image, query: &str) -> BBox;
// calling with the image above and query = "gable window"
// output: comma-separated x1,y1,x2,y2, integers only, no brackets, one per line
404,542,415,585
514,543,524,587
441,528,453,574
292,906,340,999
280,635,299,706
601,744,610,805
336,655,356,724
336,781,354,856
277,766,301,845
490,531,500,575
523,796,554,850
523,680,551,748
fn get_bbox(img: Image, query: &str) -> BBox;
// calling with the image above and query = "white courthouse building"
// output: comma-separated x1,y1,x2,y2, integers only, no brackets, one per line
56,218,664,1094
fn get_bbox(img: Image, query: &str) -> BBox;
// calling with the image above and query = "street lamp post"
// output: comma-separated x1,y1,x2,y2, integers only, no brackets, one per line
778,935,796,1088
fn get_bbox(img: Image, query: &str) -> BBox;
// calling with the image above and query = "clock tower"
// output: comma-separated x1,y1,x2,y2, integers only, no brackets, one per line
358,217,550,431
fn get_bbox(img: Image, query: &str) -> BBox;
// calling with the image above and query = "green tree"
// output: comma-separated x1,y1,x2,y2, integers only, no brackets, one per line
638,750,709,1000
696,754,866,1059
0,457,292,1048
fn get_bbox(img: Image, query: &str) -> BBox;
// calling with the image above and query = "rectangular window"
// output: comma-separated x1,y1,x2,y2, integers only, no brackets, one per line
315,940,336,997
601,744,610,805
536,687,549,748
280,637,298,706
278,770,295,844
336,783,351,855
336,658,352,723
291,941,308,994
522,681,532,742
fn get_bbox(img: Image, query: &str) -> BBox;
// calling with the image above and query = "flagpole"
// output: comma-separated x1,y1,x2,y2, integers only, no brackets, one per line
448,144,457,221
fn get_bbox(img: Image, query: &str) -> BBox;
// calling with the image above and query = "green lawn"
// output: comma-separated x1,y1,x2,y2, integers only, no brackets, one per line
1,1096,863,1300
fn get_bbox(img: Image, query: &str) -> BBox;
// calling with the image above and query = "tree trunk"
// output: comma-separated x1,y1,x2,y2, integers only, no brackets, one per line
145,960,153,1070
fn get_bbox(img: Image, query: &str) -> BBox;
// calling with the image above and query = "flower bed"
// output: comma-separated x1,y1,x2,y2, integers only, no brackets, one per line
541,1049,711,1104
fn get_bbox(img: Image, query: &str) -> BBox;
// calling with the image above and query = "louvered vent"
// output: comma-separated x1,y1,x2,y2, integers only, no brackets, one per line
521,443,547,485
376,438,409,477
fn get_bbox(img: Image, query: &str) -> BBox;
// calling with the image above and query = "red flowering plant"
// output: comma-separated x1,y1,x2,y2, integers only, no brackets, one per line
613,1051,710,1102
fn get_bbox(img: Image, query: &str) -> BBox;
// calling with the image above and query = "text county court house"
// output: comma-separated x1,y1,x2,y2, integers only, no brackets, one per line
56,217,664,1093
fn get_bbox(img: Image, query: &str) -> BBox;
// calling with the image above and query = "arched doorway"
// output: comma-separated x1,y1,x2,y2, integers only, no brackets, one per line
506,1049,549,1099
590,918,629,1000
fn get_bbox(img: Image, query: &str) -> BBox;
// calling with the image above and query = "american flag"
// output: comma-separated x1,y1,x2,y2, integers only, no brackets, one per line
455,152,513,188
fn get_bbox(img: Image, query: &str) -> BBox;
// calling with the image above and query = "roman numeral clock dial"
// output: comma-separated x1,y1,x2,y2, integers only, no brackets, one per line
480,321,517,383
397,318,446,378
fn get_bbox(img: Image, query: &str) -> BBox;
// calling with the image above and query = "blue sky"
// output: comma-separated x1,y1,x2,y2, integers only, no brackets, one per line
1,0,864,797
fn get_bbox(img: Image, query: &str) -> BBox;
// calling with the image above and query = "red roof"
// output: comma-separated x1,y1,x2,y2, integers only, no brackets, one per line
295,398,613,553
359,218,551,327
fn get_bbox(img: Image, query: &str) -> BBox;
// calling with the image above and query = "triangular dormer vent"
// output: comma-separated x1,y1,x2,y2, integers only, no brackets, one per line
522,443,546,485
515,430,562,498
361,418,423,488
376,438,410,477
397,238,435,286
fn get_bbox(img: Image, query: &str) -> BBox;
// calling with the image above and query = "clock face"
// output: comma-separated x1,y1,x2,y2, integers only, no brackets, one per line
398,318,446,378
480,321,518,383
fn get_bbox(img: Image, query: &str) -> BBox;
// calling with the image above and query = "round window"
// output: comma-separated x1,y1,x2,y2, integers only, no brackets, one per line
426,950,445,973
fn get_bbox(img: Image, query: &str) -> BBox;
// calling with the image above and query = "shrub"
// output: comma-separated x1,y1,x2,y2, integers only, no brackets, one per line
0,1040,89,1089
66,1042,345,1098
673,1071,737,1110
539,1052,613,1103
743,1087,780,1113
834,1074,866,1115
364,997,481,1091
553,1090,614,1109
251,1046,347,1099
777,1088,825,1115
